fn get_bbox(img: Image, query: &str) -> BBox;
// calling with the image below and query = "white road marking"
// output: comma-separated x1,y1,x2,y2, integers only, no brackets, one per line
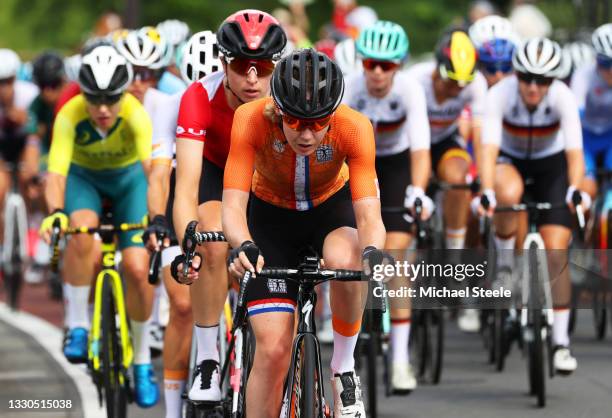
0,303,105,418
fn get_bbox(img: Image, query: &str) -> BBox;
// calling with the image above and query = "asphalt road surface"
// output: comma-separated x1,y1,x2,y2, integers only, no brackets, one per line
1,284,611,418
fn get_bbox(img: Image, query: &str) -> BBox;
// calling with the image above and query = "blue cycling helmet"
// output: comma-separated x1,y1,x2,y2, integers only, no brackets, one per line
477,38,515,64
356,20,409,62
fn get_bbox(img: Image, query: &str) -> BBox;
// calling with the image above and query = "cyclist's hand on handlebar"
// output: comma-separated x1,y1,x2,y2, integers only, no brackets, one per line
39,209,69,244
404,185,434,221
362,246,394,278
142,214,171,252
471,189,496,217
565,186,591,213
227,241,264,280
170,252,202,285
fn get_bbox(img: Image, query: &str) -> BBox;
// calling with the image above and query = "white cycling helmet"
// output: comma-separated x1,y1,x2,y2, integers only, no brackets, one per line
180,30,222,83
157,19,190,47
513,37,563,77
566,42,595,69
64,54,82,82
469,15,518,48
0,49,21,79
334,38,363,75
79,45,132,95
592,23,612,58
115,28,167,69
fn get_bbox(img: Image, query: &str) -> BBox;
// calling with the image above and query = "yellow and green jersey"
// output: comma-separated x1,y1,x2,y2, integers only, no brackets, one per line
49,93,152,176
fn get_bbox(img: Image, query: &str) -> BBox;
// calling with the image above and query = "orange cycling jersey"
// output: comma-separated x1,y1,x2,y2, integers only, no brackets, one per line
224,97,379,210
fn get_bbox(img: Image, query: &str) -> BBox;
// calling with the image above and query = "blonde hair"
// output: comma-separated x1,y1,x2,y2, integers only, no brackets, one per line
264,101,281,124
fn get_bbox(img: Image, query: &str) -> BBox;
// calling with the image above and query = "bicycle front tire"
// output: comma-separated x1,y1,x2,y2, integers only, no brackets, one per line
526,242,546,408
101,275,128,418
288,335,321,418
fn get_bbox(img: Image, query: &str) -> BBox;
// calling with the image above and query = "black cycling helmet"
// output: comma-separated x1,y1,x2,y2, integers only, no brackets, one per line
271,48,344,120
32,51,65,88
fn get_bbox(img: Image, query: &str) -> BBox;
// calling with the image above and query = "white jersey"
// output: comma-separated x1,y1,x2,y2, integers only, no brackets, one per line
152,90,183,166
406,61,487,144
143,88,169,123
342,71,430,156
0,80,38,133
571,64,612,135
482,75,582,159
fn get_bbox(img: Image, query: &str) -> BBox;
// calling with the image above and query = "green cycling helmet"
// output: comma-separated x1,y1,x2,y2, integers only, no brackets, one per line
356,20,409,62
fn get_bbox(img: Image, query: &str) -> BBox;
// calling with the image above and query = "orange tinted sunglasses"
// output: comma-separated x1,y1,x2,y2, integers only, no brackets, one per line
282,113,333,132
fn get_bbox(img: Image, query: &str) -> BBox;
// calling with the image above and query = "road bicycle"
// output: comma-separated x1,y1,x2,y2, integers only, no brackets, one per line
1,163,29,310
51,205,146,418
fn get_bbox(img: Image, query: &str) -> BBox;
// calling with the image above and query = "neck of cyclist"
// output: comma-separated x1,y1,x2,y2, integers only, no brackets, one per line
224,66,265,110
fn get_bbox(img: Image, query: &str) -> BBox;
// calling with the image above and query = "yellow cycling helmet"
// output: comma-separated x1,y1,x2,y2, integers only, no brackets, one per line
435,30,477,86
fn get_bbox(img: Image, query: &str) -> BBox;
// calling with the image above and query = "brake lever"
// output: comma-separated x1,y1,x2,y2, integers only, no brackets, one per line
182,221,198,278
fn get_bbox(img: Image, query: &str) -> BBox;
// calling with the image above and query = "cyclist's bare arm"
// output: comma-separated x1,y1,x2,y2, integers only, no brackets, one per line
173,138,203,245
566,149,585,189
353,198,386,250
222,188,263,276
44,172,66,214
147,160,172,217
410,149,431,191
480,143,499,192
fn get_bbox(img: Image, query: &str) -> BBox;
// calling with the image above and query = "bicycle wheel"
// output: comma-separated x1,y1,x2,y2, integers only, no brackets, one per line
412,311,428,379
494,310,508,372
592,290,607,340
231,325,254,418
428,309,444,384
287,335,321,418
101,275,128,418
3,207,23,310
365,309,380,416
526,243,545,408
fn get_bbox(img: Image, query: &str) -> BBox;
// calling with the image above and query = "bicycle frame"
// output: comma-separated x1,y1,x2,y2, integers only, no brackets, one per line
89,237,133,385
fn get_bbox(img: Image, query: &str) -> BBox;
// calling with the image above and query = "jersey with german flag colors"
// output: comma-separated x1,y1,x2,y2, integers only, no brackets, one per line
342,71,430,156
406,61,486,144
482,75,583,159
224,98,379,210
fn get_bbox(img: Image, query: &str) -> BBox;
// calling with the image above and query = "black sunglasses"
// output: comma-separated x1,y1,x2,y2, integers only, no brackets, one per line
0,76,16,85
517,72,554,86
83,92,123,106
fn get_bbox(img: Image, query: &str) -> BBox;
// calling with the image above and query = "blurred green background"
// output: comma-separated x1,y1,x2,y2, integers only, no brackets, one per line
0,0,609,58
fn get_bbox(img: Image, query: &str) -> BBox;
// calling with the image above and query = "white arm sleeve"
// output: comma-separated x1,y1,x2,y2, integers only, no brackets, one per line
556,84,583,150
152,93,181,161
481,83,505,146
468,72,487,120
569,66,589,111
405,79,430,150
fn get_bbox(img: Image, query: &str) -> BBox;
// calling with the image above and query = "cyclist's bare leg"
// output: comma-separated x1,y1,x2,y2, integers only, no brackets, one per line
323,227,364,374
580,177,598,200
163,265,192,416
438,156,470,249
247,312,294,418
122,246,154,365
385,232,412,362
63,209,98,329
190,201,229,362
493,164,523,237
0,159,10,242
540,225,572,347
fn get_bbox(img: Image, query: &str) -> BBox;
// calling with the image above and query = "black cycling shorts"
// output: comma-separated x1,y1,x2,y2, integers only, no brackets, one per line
199,158,224,204
497,151,572,228
376,150,411,232
0,131,27,164
430,133,470,173
245,184,356,316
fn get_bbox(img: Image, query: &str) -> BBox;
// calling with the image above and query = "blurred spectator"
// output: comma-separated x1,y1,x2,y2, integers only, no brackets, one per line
509,0,552,40
273,1,313,48
331,0,378,40
93,11,123,37
314,38,337,58
468,1,496,24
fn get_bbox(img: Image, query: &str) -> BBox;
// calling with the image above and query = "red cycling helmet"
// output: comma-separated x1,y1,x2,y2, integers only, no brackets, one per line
217,9,287,61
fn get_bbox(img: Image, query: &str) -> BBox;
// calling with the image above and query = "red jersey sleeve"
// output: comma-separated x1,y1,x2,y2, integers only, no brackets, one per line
176,82,211,142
